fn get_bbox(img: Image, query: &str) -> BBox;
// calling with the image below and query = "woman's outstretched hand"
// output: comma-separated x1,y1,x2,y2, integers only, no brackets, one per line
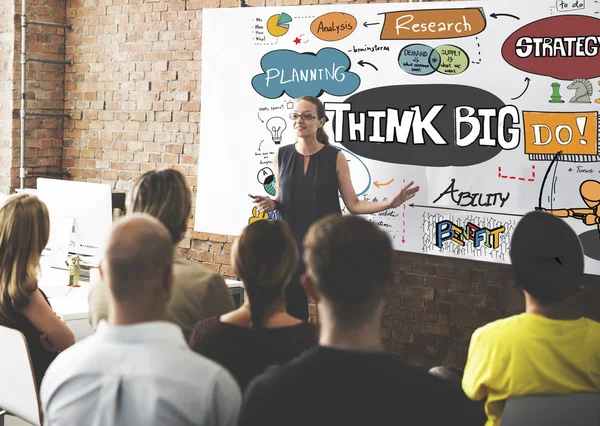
388,181,420,209
252,195,277,213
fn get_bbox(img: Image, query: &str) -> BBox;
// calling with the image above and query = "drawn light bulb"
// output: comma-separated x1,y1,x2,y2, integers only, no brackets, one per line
266,116,287,144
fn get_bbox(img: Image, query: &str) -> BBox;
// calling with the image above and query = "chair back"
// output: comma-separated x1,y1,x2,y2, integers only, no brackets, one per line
500,393,600,426
0,325,43,426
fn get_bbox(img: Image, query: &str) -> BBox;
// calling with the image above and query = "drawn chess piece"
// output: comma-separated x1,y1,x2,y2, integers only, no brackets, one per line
595,81,600,104
567,78,593,103
549,82,564,103
537,179,600,237
65,256,81,287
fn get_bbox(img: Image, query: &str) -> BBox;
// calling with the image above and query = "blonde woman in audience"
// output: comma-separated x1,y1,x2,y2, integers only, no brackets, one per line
88,168,235,340
189,219,318,391
0,193,75,387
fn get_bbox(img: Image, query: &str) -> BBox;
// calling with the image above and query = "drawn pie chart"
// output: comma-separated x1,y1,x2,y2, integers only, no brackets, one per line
267,13,292,37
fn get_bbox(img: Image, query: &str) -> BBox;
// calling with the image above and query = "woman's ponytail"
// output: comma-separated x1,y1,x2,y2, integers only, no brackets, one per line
245,281,266,330
316,126,330,146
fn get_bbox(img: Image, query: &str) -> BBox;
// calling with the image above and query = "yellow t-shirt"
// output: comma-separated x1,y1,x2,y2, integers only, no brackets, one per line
462,313,600,426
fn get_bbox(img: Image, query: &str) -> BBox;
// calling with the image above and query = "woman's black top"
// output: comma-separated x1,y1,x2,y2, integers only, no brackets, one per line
0,289,57,389
278,143,343,247
277,143,343,320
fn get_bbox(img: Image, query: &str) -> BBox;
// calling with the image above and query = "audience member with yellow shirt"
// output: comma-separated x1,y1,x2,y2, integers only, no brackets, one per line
462,210,600,426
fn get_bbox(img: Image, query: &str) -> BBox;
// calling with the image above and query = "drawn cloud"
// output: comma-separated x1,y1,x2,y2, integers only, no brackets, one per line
251,48,360,99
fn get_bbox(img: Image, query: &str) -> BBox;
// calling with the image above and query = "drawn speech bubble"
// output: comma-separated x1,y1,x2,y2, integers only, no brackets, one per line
502,15,600,81
251,48,361,99
310,12,357,42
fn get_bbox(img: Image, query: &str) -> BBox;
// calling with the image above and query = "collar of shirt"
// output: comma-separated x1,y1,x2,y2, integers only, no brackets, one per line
96,320,187,347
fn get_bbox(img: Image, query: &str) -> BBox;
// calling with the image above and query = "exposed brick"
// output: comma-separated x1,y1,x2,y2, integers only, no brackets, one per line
455,293,487,308
383,340,401,353
202,263,220,273
414,312,439,323
402,321,426,335
425,276,450,290
411,287,435,300
451,304,477,318
391,330,412,343
450,280,477,294
426,325,450,337
485,269,513,285
214,253,230,265
412,334,437,346
380,328,391,340
505,287,525,311
401,273,424,287
402,343,426,356
437,265,461,279
412,263,437,275
425,300,452,315
435,290,456,303
391,308,414,321
401,298,425,311
394,261,413,273
382,317,400,330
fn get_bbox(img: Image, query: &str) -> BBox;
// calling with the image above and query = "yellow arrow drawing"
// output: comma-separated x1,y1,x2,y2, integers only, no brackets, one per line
373,178,394,188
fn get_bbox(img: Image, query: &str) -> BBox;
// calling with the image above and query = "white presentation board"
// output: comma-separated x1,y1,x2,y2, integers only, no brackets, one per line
196,0,600,275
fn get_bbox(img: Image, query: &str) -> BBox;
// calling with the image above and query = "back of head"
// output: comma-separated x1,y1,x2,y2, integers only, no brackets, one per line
104,214,174,307
127,168,192,244
0,194,50,321
510,210,584,303
233,219,298,329
303,215,393,327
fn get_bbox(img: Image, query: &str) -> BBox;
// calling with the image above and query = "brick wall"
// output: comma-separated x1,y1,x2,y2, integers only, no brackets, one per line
4,0,599,370
14,0,68,189
0,0,13,195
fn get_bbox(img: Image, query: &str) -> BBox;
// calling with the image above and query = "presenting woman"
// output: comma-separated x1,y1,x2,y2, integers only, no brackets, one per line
253,96,420,320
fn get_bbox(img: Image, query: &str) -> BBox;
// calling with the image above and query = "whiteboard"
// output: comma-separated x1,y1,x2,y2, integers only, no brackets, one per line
196,0,600,275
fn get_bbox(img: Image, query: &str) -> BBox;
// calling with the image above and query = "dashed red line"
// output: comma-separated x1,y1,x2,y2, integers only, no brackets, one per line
402,179,406,244
498,165,536,182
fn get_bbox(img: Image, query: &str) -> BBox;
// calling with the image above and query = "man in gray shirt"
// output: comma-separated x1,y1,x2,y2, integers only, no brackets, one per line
41,214,241,426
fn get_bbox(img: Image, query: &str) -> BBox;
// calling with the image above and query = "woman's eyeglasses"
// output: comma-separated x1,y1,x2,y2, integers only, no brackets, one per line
289,113,316,121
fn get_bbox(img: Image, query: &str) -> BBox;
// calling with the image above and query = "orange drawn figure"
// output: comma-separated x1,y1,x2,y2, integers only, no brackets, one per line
538,180,600,234
248,206,269,225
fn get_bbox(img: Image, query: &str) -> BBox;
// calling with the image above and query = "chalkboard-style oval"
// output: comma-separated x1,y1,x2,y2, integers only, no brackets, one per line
502,15,600,81
338,85,507,167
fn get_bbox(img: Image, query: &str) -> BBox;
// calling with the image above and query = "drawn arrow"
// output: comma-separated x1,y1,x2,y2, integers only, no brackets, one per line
373,178,394,188
511,77,531,100
363,22,378,27
258,140,264,151
537,151,562,210
358,60,378,71
257,112,263,123
409,203,524,218
490,13,520,20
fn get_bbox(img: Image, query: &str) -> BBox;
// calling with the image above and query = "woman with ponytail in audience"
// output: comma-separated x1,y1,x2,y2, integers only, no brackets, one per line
0,194,75,388
188,219,317,390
